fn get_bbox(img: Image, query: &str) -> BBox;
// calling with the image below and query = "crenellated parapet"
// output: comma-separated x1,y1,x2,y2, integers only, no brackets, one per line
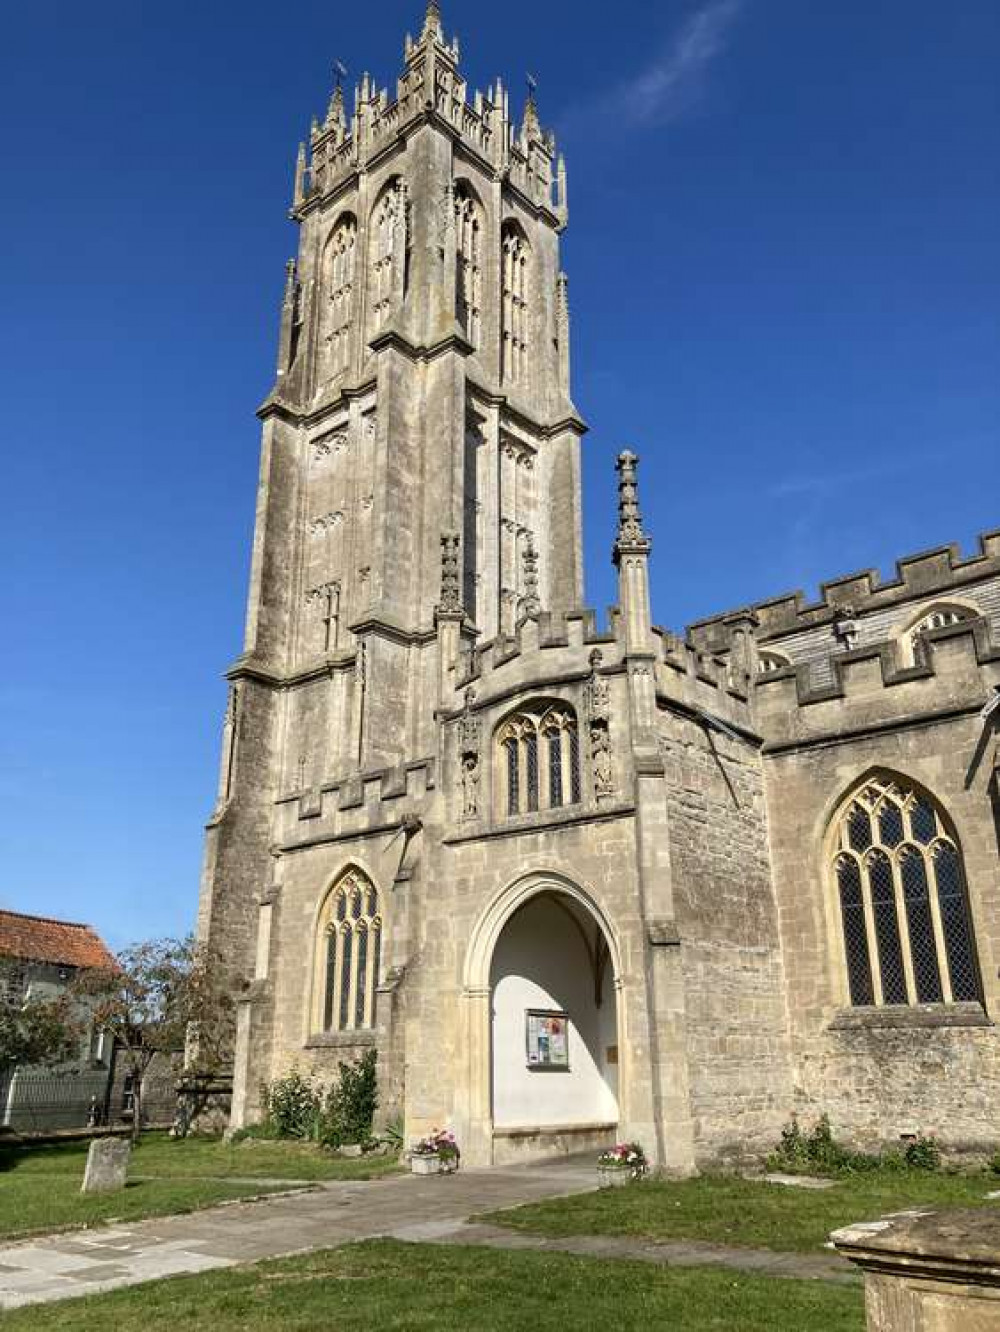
292,3,566,227
274,756,437,846
754,616,1000,748
689,529,1000,652
454,608,616,694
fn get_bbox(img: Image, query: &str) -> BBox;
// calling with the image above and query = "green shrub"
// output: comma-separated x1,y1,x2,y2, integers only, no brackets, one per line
261,1067,322,1140
317,1050,378,1148
990,1152,1000,1176
903,1135,941,1171
768,1115,882,1176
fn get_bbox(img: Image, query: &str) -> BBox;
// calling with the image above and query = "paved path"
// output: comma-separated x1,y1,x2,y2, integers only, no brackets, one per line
0,1158,855,1310
0,1157,596,1310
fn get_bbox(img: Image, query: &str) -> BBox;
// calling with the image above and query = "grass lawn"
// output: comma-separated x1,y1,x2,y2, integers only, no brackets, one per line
0,1133,401,1241
0,1238,865,1331
485,1169,1000,1254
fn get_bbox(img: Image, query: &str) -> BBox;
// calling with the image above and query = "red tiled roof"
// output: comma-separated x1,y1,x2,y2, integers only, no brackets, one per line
0,909,116,971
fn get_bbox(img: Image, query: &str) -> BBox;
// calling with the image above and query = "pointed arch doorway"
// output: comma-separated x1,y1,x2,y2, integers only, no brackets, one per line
458,873,622,1166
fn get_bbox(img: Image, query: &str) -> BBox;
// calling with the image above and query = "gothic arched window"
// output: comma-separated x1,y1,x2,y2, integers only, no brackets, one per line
900,601,978,665
315,868,382,1032
325,214,356,376
758,649,791,674
368,179,407,339
831,775,981,1009
501,221,529,384
497,704,580,818
455,184,482,350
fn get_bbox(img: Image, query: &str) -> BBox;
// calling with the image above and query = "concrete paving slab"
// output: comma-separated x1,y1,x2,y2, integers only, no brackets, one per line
0,1157,597,1310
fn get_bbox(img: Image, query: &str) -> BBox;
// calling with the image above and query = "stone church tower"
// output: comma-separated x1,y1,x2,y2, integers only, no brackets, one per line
199,4,1000,1168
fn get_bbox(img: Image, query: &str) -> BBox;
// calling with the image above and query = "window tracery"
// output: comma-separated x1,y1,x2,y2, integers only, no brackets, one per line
497,704,580,817
368,180,407,337
325,214,356,375
900,602,978,664
501,222,529,384
831,775,980,1009
316,868,382,1032
455,184,482,350
757,650,791,674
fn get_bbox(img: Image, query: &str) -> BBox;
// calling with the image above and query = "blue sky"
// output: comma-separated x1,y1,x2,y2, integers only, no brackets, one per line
1,1,997,947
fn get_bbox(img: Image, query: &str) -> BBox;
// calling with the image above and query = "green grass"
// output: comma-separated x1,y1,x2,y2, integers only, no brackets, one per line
485,1170,1000,1253
0,1133,401,1240
0,1239,864,1331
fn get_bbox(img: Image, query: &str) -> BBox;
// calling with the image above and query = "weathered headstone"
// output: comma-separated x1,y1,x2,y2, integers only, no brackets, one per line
81,1137,131,1193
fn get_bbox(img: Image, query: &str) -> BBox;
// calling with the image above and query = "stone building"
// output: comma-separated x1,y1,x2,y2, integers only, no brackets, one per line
197,4,1000,1169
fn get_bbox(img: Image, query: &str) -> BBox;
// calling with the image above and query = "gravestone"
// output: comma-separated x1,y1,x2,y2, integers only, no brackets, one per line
831,1208,1000,1331
81,1137,131,1193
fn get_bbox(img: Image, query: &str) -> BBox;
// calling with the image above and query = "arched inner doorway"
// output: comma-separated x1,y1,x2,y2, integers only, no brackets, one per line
489,891,619,1130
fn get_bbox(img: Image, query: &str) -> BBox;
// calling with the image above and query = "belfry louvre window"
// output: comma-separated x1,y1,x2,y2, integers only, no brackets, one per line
317,868,382,1032
831,776,981,1008
498,704,581,818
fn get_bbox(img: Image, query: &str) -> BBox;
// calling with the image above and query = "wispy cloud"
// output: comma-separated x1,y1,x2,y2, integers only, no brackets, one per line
621,0,745,128
764,458,907,502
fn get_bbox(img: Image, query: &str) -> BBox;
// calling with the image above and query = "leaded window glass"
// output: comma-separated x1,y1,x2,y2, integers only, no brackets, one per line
498,704,581,819
548,730,563,807
900,846,942,1003
934,843,980,1002
831,775,981,1009
869,849,907,1004
836,854,874,1006
525,731,539,812
504,736,519,817
317,869,383,1033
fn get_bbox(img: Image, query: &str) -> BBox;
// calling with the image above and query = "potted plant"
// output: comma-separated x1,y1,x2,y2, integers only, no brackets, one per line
410,1128,460,1175
597,1142,647,1187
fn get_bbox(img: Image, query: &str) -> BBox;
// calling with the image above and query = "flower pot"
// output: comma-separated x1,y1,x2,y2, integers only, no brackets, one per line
411,1152,441,1175
598,1167,632,1188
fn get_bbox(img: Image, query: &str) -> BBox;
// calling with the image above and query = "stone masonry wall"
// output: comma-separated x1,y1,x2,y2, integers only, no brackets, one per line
659,711,793,1163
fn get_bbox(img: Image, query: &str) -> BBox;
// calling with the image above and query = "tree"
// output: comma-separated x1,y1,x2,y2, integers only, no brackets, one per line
0,967,78,1075
73,936,233,1142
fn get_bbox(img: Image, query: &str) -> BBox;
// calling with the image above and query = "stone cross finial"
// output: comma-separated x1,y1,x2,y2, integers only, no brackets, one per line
437,533,463,616
614,450,651,556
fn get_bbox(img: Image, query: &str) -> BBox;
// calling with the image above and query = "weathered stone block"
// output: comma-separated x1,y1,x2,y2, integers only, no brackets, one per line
81,1137,130,1193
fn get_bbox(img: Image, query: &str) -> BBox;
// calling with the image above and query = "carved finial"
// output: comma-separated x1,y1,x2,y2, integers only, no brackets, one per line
325,80,346,133
521,539,541,618
283,258,297,303
614,450,651,561
437,533,463,617
422,0,443,41
522,73,541,141
293,142,307,207
589,648,603,672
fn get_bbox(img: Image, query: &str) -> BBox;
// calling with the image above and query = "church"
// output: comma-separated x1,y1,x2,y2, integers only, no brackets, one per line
197,3,1000,1169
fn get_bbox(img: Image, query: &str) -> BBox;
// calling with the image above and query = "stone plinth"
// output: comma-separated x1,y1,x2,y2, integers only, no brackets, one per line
81,1137,131,1194
831,1208,1000,1331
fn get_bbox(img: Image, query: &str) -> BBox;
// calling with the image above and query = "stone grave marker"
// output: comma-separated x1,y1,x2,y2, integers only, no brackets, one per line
81,1137,131,1193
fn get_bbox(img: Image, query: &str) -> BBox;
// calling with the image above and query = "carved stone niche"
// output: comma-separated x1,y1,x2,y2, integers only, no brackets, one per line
456,688,481,820
585,649,615,802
